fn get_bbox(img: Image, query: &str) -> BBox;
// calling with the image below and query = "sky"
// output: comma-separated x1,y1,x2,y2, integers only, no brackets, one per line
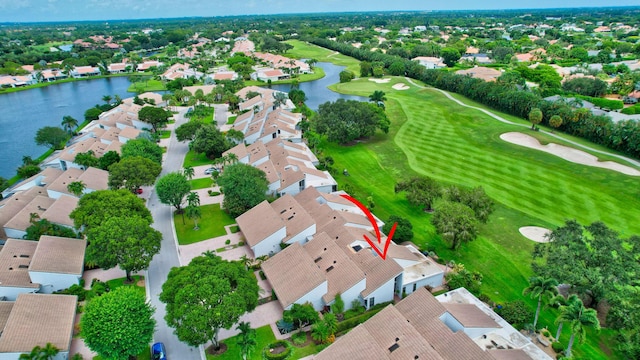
0,0,638,23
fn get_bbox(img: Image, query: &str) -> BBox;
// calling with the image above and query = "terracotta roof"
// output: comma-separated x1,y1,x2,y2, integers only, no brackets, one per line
349,245,403,297
29,236,86,274
488,349,534,360
456,67,502,82
223,143,248,161
0,188,47,239
4,196,56,232
46,167,84,195
118,126,141,140
0,239,39,289
443,303,500,328
0,302,14,330
261,242,326,308
256,160,280,184
236,201,284,247
41,195,77,228
0,293,76,352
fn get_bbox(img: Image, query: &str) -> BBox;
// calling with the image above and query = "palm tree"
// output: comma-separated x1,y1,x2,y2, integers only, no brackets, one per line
67,181,86,197
186,191,200,208
183,166,195,181
226,153,239,165
523,276,559,330
102,95,112,105
311,322,330,344
549,294,581,341
273,91,288,109
61,115,79,134
369,90,387,108
236,322,256,360
19,342,59,360
557,297,600,358
240,254,253,270
186,205,201,230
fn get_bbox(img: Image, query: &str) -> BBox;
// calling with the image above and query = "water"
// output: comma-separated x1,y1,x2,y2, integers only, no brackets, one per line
0,77,135,178
269,62,367,110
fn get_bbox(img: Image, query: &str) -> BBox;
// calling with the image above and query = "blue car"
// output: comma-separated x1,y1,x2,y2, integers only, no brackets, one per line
151,342,167,360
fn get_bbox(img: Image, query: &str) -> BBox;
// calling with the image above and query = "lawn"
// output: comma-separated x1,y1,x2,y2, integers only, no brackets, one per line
183,150,213,168
208,325,321,360
159,130,171,139
174,204,235,245
285,39,360,74
128,78,166,92
318,77,636,359
226,115,237,125
189,177,214,190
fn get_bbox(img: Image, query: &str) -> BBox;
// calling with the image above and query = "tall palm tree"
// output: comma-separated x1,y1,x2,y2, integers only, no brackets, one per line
239,254,253,270
549,294,581,341
186,191,200,208
236,322,256,360
61,115,79,134
102,95,112,105
226,153,239,165
523,276,559,330
557,297,600,358
368,90,387,108
186,205,201,230
273,91,288,109
183,166,195,181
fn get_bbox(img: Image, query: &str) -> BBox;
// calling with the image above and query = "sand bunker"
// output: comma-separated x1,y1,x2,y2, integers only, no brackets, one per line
500,132,640,176
392,83,410,90
519,226,551,243
368,78,391,83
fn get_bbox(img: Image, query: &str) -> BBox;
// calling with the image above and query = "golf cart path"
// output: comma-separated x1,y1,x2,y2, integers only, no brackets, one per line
404,77,640,169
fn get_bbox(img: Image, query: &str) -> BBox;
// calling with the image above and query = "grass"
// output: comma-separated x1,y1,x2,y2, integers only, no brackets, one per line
319,77,634,359
183,150,213,168
189,177,214,190
159,130,171,139
127,78,165,92
226,115,237,125
285,39,360,74
94,349,150,360
174,204,235,245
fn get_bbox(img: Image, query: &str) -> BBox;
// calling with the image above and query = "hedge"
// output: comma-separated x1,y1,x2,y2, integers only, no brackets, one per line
263,340,292,360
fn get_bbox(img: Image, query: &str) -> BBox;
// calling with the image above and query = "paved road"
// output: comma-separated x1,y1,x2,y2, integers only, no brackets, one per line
146,107,204,360
213,103,230,128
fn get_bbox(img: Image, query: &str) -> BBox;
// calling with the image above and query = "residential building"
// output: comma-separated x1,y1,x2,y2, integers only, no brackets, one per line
70,66,100,78
314,287,552,360
0,236,86,300
413,56,445,69
0,293,77,359
456,66,503,82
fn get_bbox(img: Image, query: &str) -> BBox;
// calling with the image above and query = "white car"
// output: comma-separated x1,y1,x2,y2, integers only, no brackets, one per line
204,167,220,175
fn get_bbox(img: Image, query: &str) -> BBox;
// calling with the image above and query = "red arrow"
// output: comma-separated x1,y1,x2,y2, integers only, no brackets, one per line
340,194,397,260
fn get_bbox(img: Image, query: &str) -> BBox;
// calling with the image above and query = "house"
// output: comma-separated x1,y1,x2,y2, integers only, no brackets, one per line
137,61,162,72
3,194,78,240
107,62,128,73
314,287,552,360
46,167,109,199
413,56,445,69
456,66,502,82
211,71,239,82
0,236,86,300
1,168,64,199
70,66,100,78
0,293,77,359
254,68,289,82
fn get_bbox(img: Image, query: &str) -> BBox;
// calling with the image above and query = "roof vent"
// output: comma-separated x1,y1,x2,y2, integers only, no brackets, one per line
18,265,29,269
19,255,29,258
314,257,322,263
287,216,294,221
326,266,334,272
388,343,399,353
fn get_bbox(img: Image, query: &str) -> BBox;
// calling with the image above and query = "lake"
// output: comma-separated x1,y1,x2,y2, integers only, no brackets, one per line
0,77,136,178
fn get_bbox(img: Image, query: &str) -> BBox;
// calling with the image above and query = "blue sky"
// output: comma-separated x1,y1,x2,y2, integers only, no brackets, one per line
0,0,637,23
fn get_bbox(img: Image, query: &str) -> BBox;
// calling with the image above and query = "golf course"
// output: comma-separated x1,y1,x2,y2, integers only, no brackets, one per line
285,40,640,359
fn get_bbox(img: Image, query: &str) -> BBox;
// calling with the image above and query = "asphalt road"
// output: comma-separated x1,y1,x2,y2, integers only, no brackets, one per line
146,107,204,360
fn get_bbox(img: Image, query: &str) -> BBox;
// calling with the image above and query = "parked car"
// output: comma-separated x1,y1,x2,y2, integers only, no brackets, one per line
136,188,143,194
204,167,220,175
151,342,167,360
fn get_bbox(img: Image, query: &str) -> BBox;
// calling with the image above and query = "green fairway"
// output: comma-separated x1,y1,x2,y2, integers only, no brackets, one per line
174,204,235,245
319,77,635,359
285,39,360,74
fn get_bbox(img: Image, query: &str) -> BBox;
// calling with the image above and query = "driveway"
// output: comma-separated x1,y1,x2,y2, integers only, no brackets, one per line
217,301,284,341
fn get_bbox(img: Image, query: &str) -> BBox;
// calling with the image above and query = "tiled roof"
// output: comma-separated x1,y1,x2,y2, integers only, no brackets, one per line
41,195,78,227
29,236,86,275
4,196,56,232
443,303,500,328
236,201,284,247
0,239,39,289
261,242,326,308
0,293,76,352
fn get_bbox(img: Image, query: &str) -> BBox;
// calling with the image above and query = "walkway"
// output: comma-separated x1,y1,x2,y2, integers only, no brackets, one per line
404,77,640,168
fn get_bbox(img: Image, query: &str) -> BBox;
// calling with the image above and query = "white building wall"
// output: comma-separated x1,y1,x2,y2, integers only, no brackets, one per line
313,184,335,194
132,119,152,130
284,224,316,246
402,273,445,296
288,281,328,311
244,132,260,144
440,312,464,333
28,272,81,294
46,189,65,200
278,181,302,197
339,279,367,311
250,155,269,166
267,181,280,196
364,276,397,309
251,227,286,257
0,351,69,360
4,228,26,240
0,286,39,301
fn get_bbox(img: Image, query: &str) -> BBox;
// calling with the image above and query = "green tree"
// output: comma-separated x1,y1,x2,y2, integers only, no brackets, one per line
217,163,268,217
360,61,372,77
323,312,337,334
61,115,79,134
84,107,102,121
70,189,152,230
121,138,163,164
192,124,231,160
523,276,559,330
74,151,99,169
284,303,319,329
440,47,461,67
288,89,307,105
314,99,389,144
557,297,600,358
528,107,543,130
81,286,155,360
160,252,260,350
67,181,86,197
339,70,355,83
382,215,413,243
388,61,405,76
331,293,345,317
549,115,563,132
34,126,68,149
19,343,59,360
98,150,121,170
24,217,79,240
175,120,204,142
0,176,9,194
549,294,581,341
431,201,478,249
444,185,494,223
498,300,533,329
236,322,257,360
155,172,191,214
86,216,162,281
368,90,387,108
394,176,441,211
186,205,202,230
17,164,41,179
108,156,161,193
183,166,195,181
311,321,330,343
138,106,170,132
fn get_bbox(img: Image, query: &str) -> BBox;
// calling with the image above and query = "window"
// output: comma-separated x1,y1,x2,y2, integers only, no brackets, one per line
413,283,417,292
369,297,375,307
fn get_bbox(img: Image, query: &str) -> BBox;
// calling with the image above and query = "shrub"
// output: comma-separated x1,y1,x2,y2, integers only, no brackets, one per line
552,341,565,354
496,300,532,329
259,270,266,280
262,340,291,360
225,239,231,245
291,331,307,345
238,241,245,246
56,284,87,301
542,329,551,338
